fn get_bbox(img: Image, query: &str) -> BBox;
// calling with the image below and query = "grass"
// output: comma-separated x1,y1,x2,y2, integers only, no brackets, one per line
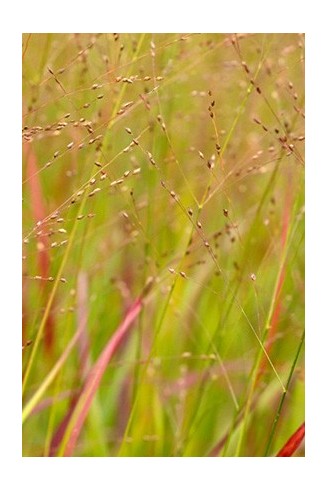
22,33,305,457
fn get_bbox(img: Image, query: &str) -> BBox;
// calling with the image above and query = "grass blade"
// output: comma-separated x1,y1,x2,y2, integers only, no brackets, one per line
276,422,305,457
57,296,143,456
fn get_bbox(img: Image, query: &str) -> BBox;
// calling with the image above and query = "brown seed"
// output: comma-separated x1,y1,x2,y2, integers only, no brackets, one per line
122,101,134,109
223,209,228,217
67,142,74,149
179,271,186,278
88,188,101,197
53,151,59,158
197,221,202,229
22,339,32,350
110,179,124,186
188,208,193,216
125,127,132,134
241,61,250,73
97,94,104,99
83,103,90,108
94,161,102,167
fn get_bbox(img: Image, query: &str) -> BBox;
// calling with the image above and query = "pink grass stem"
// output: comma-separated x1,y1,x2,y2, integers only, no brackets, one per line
60,297,143,456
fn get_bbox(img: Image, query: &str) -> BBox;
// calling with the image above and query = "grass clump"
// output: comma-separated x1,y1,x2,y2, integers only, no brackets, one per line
22,33,305,457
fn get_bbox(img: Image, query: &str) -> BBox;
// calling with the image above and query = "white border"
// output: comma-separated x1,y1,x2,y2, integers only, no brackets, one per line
1,1,325,488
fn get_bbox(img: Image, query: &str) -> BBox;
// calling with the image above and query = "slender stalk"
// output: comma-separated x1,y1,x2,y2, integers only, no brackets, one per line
22,328,82,423
265,330,305,456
